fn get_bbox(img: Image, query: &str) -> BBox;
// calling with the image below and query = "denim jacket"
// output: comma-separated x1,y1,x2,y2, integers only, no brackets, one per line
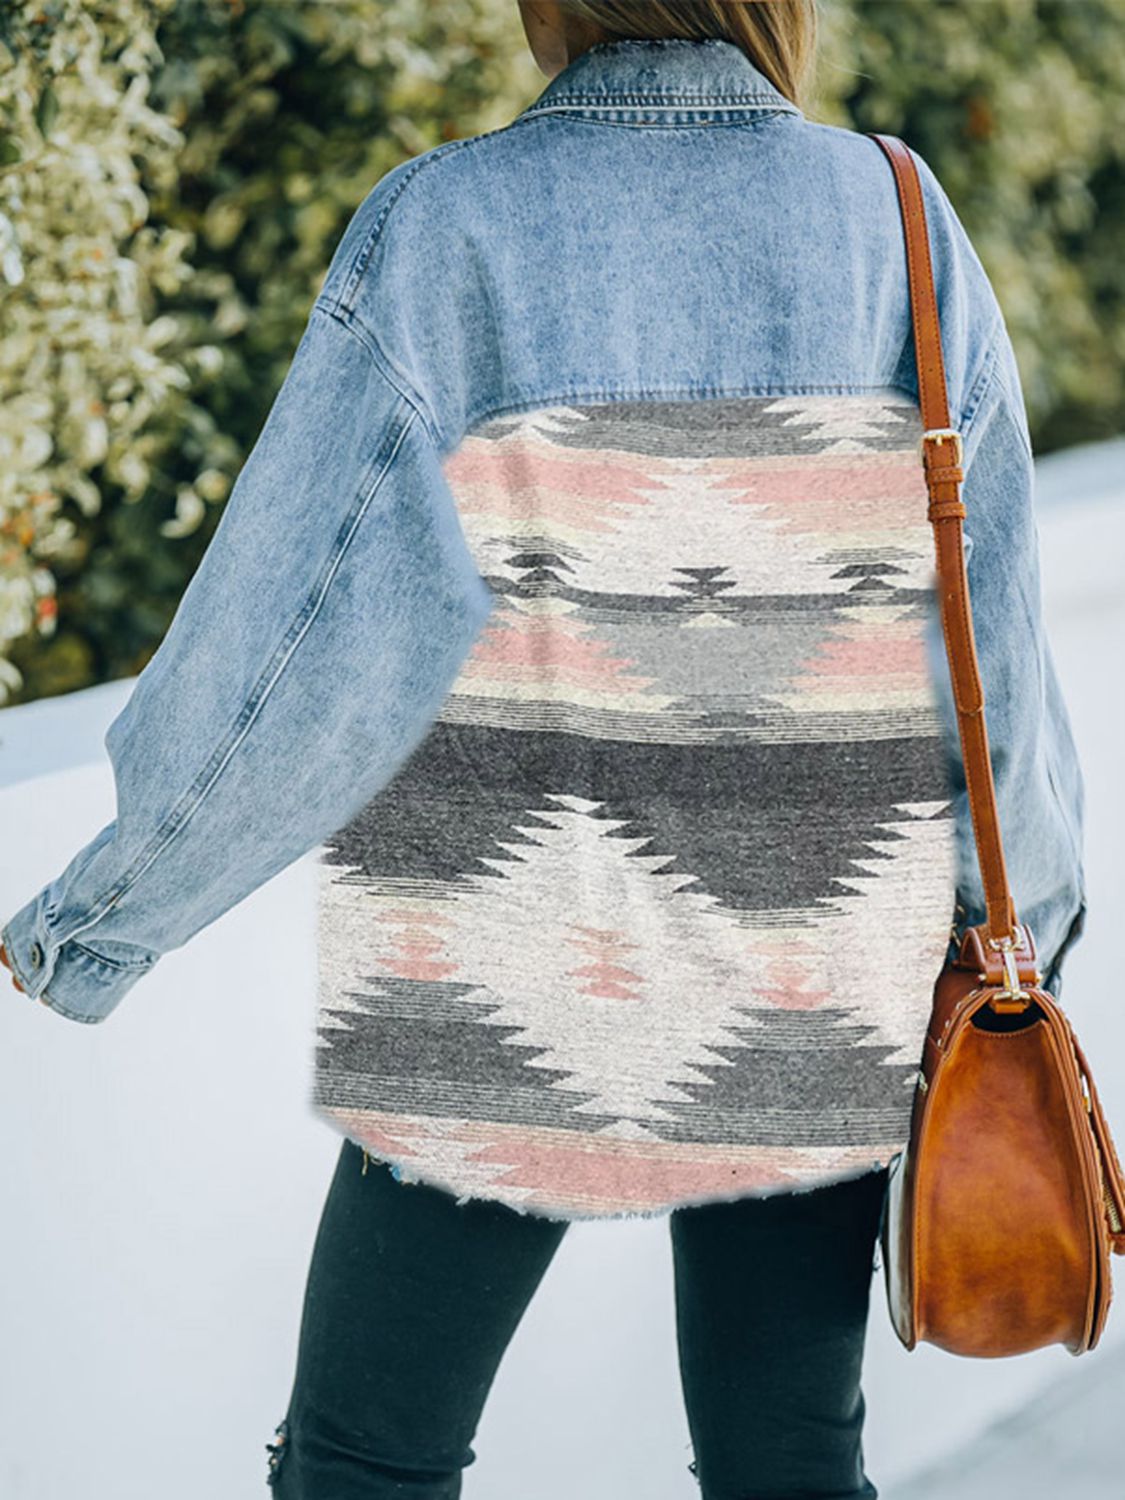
3,37,1086,1026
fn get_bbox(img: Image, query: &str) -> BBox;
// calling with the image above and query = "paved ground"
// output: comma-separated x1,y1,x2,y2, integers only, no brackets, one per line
887,1343,1125,1499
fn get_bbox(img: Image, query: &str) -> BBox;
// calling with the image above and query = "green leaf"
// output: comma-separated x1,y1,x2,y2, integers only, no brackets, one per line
35,83,59,139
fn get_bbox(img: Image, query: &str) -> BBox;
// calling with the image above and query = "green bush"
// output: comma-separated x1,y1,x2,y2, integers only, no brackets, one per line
819,0,1125,453
0,0,205,703
2,0,1122,706
0,0,536,704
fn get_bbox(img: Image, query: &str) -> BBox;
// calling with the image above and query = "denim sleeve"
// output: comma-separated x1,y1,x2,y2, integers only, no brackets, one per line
930,327,1087,994
1,300,494,1023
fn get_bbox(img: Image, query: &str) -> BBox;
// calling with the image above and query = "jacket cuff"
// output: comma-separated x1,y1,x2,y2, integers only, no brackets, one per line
1,896,154,1024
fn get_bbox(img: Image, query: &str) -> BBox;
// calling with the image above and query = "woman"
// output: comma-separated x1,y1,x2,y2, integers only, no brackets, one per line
3,2,1086,1496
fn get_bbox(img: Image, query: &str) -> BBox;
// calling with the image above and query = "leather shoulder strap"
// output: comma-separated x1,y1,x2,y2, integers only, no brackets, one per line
868,132,1019,949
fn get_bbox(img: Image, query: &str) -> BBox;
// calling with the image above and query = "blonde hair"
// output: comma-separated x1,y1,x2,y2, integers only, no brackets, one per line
559,2,818,110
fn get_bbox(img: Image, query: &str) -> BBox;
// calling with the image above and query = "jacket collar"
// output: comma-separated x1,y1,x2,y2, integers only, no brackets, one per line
515,36,802,122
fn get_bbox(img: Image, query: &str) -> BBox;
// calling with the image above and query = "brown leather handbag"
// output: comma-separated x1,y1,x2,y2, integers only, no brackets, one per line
868,132,1125,1358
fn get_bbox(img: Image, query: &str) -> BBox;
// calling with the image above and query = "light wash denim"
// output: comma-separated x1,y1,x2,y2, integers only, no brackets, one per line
2,37,1086,1022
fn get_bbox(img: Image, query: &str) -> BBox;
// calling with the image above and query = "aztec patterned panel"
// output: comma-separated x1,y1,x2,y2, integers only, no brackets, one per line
313,394,959,1221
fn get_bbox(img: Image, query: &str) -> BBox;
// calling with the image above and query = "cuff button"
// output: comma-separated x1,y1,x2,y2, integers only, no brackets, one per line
28,942,44,969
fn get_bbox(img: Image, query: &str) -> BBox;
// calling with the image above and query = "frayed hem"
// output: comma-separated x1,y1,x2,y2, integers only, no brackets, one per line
321,1114,897,1225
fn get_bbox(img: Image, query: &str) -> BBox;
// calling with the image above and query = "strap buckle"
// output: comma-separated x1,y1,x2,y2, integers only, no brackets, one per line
987,930,1033,1009
919,427,964,467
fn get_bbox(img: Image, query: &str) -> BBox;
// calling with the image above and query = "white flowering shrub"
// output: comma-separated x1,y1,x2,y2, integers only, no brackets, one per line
0,0,222,701
2,0,534,703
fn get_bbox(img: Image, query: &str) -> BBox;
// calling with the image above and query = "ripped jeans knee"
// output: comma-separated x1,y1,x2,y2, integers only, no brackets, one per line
263,1411,470,1498
264,1417,290,1488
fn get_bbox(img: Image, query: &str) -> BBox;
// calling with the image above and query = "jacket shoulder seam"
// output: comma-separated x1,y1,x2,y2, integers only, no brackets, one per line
336,118,533,310
313,298,442,449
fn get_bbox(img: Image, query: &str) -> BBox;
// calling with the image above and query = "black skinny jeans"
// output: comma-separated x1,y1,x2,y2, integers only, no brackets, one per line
266,1139,887,1500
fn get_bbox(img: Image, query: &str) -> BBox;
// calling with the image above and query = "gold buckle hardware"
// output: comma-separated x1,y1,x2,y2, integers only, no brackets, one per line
919,427,964,467
987,931,1031,1008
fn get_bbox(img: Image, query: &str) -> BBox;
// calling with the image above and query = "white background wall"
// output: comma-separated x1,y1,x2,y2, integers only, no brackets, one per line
1,449,1123,1500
